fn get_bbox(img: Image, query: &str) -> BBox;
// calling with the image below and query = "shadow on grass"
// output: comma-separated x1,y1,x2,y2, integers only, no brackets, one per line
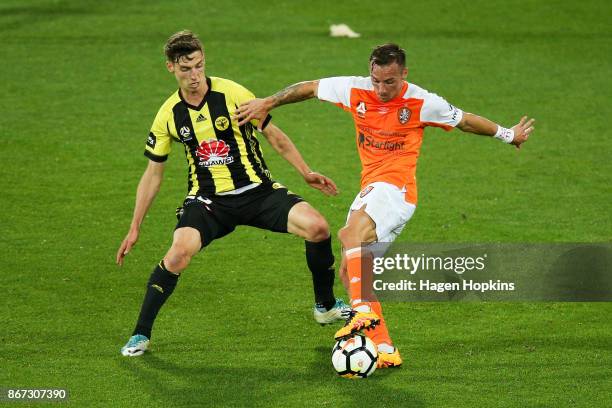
116,344,423,408
415,333,612,354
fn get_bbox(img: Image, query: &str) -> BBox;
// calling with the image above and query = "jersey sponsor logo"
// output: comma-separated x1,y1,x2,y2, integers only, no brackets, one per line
179,126,193,141
196,113,207,122
359,185,374,198
398,107,411,124
214,116,230,131
358,133,405,152
356,101,367,118
196,139,234,167
147,133,157,148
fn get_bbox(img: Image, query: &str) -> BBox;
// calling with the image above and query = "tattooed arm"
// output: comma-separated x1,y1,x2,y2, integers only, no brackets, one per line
234,80,320,129
265,80,320,107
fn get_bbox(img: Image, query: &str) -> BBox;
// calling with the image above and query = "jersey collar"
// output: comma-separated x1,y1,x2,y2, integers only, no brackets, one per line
389,81,409,103
179,76,212,111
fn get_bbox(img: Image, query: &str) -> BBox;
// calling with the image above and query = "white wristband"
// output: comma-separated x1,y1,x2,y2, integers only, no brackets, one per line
494,125,514,143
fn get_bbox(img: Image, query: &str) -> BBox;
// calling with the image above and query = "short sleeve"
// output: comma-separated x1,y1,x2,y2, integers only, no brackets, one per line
144,107,172,162
317,77,355,109
420,92,463,130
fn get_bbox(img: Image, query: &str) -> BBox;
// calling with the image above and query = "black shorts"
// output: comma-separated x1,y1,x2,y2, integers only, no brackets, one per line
175,182,304,248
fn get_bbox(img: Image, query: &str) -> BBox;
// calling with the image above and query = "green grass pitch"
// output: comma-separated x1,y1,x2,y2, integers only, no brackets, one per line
1,0,611,406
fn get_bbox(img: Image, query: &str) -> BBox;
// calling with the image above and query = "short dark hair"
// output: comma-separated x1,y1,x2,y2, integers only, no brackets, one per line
164,30,203,63
369,43,406,68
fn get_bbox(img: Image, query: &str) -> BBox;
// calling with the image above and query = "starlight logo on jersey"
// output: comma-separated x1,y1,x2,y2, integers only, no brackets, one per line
358,133,405,152
196,139,234,167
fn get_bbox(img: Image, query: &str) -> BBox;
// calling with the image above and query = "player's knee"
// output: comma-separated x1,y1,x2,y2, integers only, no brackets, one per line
304,215,330,242
164,245,193,273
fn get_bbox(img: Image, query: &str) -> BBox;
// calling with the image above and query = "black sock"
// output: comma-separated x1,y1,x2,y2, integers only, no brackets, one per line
132,261,179,339
305,236,336,310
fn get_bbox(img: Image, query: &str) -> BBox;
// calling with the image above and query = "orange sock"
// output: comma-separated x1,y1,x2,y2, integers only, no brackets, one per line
367,301,392,346
345,248,392,346
346,248,364,305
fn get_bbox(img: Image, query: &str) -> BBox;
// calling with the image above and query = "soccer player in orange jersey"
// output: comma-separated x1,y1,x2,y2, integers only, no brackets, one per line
234,44,535,368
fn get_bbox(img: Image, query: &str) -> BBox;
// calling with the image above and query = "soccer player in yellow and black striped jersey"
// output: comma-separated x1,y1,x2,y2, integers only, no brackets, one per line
116,30,351,357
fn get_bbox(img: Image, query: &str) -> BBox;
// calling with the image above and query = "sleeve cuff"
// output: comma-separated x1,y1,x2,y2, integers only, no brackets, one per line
144,150,168,162
260,114,272,130
452,109,464,128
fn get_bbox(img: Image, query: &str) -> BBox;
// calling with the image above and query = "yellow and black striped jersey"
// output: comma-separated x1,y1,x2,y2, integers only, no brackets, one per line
144,76,273,195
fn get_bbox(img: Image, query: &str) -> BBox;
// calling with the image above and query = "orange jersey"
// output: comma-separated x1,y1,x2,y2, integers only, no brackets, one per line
317,76,463,204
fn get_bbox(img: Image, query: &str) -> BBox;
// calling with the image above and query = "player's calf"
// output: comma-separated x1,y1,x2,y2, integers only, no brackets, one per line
305,237,337,311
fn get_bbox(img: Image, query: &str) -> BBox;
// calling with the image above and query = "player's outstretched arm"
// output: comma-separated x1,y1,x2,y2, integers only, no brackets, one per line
116,161,165,266
234,80,320,130
261,123,338,196
457,113,535,149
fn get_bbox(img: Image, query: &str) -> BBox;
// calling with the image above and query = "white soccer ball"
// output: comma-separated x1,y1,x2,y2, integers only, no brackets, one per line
331,334,378,378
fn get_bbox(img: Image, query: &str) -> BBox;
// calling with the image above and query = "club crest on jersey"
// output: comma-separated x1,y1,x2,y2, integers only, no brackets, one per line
214,116,230,131
398,107,411,124
359,186,374,198
179,126,192,141
196,139,234,167
356,101,367,118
